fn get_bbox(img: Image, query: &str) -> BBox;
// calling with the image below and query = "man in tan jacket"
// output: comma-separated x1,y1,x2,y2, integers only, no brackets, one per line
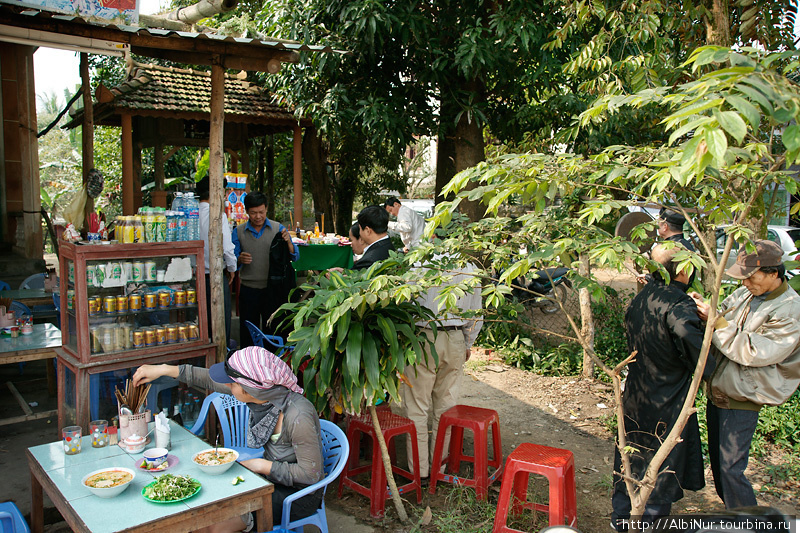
692,240,800,509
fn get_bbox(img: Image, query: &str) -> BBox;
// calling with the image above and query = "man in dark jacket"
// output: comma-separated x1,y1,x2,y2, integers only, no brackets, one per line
612,244,714,532
353,205,395,270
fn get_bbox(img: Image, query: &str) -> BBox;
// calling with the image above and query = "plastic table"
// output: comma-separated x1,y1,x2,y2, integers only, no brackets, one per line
0,288,55,307
27,419,274,533
293,244,354,271
0,323,60,424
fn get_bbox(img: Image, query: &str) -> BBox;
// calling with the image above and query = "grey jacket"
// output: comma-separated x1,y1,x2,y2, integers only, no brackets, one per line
709,282,800,409
178,365,323,487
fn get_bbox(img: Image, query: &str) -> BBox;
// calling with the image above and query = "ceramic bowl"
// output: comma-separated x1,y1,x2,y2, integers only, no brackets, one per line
309,237,324,245
142,447,169,468
82,467,135,498
192,448,239,475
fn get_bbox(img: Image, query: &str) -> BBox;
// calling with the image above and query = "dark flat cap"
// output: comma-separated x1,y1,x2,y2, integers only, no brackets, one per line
726,240,784,279
659,207,686,227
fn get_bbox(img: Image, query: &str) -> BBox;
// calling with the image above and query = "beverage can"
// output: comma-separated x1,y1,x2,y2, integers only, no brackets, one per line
116,295,128,313
158,291,171,309
177,324,189,342
132,262,144,282
144,261,157,282
186,289,197,305
166,325,178,343
143,327,156,346
103,295,116,314
155,327,167,345
108,262,122,282
68,262,75,284
88,297,99,316
86,265,96,287
67,290,75,311
132,329,144,348
129,293,142,311
175,290,186,307
188,324,200,341
144,293,157,310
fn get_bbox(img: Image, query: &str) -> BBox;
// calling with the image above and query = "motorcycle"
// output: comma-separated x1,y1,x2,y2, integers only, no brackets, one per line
512,267,572,315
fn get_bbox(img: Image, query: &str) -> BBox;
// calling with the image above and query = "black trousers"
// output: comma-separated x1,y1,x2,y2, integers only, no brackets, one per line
204,273,231,346
239,284,281,347
707,401,760,509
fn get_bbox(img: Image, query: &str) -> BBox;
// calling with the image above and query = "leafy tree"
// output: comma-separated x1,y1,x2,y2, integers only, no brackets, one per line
424,46,800,527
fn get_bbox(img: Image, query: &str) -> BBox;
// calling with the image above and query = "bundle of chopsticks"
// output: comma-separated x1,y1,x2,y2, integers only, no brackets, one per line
115,379,150,414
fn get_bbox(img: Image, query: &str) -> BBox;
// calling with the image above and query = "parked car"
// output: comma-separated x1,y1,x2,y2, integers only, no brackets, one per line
716,225,800,275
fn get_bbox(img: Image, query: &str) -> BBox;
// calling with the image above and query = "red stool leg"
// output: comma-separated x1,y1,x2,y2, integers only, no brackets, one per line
473,423,489,500
490,419,503,470
492,457,519,533
547,468,566,526
369,433,388,518
429,419,449,494
447,425,464,474
511,470,530,517
338,424,361,498
565,459,577,526
405,426,423,503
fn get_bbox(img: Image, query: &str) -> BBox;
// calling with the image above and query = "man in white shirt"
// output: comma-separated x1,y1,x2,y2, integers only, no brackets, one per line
396,254,483,484
384,197,425,252
197,177,237,345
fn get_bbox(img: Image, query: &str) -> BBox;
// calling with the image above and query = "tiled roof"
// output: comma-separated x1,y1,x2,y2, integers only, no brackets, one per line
108,63,300,122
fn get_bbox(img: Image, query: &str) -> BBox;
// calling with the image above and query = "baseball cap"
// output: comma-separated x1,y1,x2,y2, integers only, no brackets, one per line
659,207,686,227
208,346,302,393
725,240,783,280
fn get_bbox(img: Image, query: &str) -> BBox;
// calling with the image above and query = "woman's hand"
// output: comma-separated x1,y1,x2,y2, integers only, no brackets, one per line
132,364,178,387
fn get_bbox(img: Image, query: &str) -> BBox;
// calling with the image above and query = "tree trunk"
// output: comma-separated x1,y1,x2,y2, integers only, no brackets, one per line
368,405,408,522
705,0,730,46
302,127,336,232
579,256,594,379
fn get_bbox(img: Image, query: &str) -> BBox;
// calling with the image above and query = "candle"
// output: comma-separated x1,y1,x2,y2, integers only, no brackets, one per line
321,213,324,234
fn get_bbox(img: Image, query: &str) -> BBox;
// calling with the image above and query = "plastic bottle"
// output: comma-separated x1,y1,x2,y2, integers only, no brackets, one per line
314,222,321,238
156,208,167,242
171,193,185,241
185,193,200,241
133,215,144,243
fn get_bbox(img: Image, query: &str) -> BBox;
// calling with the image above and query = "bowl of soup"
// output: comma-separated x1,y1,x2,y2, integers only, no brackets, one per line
82,467,136,498
192,448,239,475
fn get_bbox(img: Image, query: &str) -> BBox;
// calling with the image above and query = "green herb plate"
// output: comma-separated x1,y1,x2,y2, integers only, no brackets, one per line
141,479,201,503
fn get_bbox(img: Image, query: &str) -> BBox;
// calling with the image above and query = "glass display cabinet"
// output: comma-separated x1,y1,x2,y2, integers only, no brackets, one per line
57,241,216,429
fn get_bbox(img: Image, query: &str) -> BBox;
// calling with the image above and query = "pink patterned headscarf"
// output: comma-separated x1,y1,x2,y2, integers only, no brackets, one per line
228,346,303,394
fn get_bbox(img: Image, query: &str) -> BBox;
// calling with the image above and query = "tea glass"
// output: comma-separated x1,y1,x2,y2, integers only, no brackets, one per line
62,426,82,455
90,419,108,448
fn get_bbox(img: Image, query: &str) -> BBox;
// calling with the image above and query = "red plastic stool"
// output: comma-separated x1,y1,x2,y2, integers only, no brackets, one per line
337,409,422,518
428,405,503,500
492,443,577,532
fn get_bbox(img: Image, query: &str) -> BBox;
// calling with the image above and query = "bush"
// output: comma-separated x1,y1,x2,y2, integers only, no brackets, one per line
591,286,632,379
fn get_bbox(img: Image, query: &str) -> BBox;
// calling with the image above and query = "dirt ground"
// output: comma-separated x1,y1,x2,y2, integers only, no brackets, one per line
331,270,800,532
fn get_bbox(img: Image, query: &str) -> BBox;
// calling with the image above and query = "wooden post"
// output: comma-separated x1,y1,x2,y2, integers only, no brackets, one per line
18,45,42,258
121,114,134,215
293,125,302,229
209,57,227,363
80,54,95,228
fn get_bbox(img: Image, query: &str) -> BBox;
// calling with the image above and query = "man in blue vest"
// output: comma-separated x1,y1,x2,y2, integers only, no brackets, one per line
232,192,298,347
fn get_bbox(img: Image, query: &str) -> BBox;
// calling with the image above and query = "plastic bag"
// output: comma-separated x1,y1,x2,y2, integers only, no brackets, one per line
62,187,88,226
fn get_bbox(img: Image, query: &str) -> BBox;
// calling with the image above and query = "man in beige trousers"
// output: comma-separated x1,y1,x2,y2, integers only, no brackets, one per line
397,255,483,483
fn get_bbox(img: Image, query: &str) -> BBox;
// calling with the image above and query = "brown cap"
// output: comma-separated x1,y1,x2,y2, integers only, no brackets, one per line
725,240,783,279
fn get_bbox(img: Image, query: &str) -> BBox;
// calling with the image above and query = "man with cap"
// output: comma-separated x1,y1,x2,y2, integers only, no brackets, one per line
692,239,800,509
133,347,323,532
657,207,694,251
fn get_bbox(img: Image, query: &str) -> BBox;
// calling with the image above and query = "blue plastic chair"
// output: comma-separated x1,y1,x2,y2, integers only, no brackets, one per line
0,281,9,292
0,501,30,533
272,419,349,533
9,301,30,318
189,392,265,461
244,320,287,357
18,273,46,290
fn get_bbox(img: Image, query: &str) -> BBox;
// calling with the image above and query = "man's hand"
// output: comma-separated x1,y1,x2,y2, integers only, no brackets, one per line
227,271,235,284
281,228,295,253
688,291,710,322
465,348,471,361
239,252,252,265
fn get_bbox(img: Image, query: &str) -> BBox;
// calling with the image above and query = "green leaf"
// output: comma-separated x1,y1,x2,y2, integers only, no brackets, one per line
783,125,800,152
345,323,363,387
362,333,380,389
706,128,728,162
725,94,760,129
715,110,747,144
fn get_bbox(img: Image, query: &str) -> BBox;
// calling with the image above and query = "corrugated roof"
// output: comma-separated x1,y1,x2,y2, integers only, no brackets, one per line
7,6,333,54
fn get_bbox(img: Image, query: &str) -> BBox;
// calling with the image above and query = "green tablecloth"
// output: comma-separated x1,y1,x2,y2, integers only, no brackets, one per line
293,244,354,271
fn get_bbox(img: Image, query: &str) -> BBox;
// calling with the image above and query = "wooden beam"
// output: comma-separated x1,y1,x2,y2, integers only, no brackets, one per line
129,46,299,72
209,57,226,363
121,113,134,215
293,125,302,229
19,44,41,258
80,53,94,230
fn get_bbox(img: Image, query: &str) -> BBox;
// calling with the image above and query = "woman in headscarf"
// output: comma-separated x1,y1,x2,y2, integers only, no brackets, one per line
132,346,324,533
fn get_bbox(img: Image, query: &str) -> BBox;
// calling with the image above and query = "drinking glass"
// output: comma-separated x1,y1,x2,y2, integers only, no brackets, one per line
62,426,82,455
90,419,108,448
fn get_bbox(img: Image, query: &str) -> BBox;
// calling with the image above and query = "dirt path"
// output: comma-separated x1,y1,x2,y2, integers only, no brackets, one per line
331,348,799,532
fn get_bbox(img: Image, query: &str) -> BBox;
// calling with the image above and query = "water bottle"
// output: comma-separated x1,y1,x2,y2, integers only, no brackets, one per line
186,193,200,241
171,193,185,241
